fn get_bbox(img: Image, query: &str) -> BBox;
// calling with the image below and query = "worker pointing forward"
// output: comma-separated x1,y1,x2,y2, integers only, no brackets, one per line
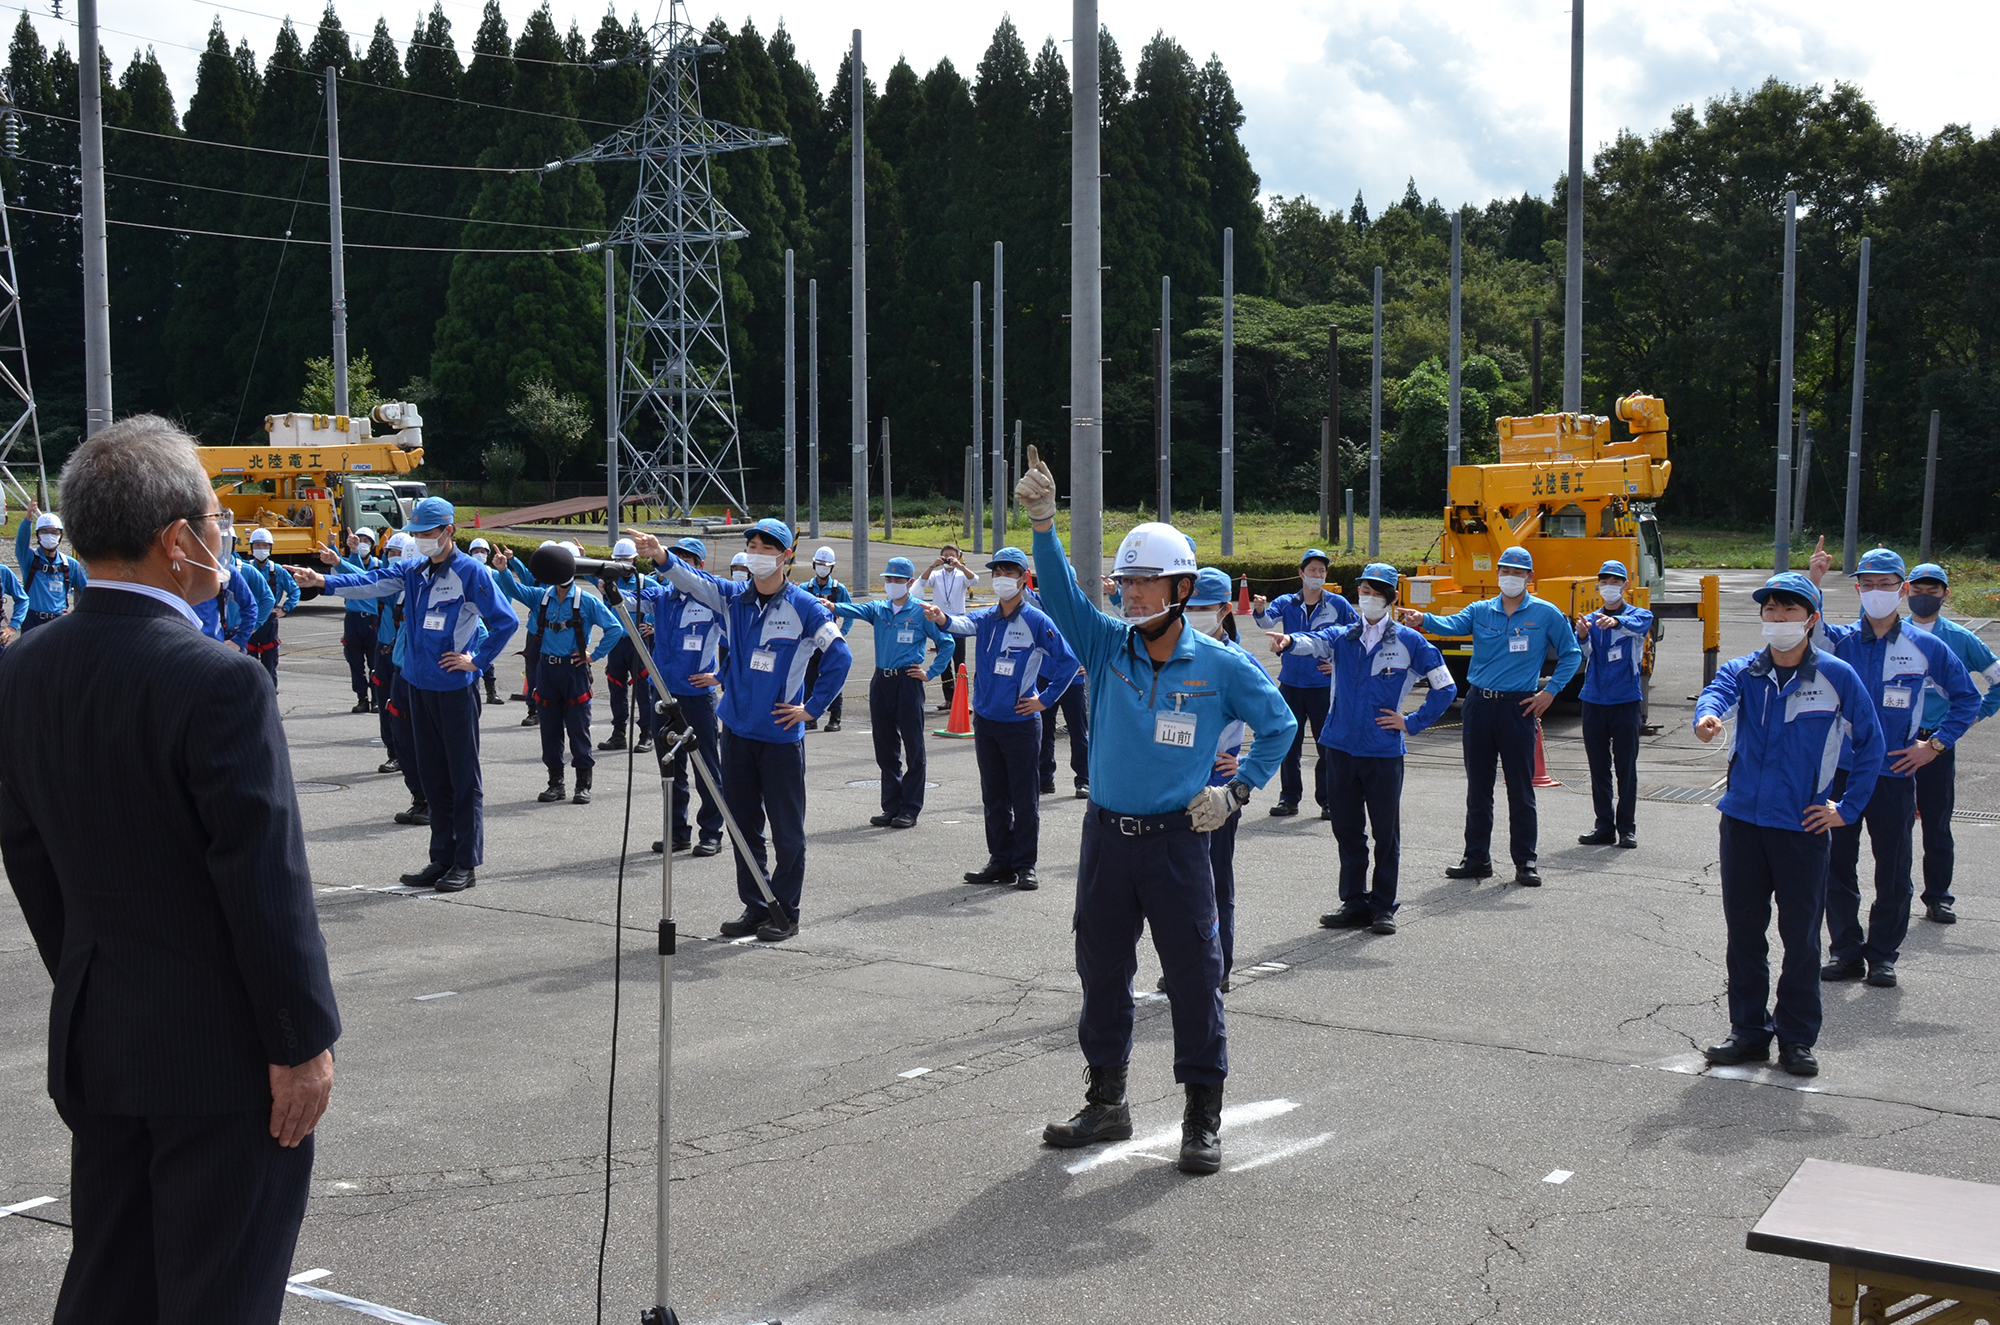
1017,446,1296,1175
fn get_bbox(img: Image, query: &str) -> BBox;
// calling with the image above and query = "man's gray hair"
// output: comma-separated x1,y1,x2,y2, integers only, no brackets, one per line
58,415,216,562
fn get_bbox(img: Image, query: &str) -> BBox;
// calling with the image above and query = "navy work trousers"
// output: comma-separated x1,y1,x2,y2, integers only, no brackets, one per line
871,671,929,818
1461,689,1539,867
1582,699,1642,836
1914,744,1956,907
1825,768,1917,967
408,683,484,869
341,612,376,699
535,657,595,775
662,690,725,847
1075,811,1226,1085
803,646,843,723
1277,682,1331,809
1325,747,1405,917
937,634,968,711
722,733,807,921
1718,813,1830,1048
371,641,397,755
1039,676,1090,787
247,615,279,687
1209,809,1241,973
605,636,653,742
974,713,1041,870
521,632,541,717
387,670,424,804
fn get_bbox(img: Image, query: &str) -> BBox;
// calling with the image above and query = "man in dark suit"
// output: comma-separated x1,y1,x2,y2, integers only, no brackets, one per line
0,415,341,1324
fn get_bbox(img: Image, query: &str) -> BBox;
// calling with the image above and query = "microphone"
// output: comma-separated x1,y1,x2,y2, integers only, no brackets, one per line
526,543,618,586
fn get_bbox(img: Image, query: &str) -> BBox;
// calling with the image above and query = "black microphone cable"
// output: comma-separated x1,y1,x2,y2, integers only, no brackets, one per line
594,704,642,1324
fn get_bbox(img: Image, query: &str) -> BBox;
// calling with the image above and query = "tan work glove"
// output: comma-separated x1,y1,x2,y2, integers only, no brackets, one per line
1016,444,1057,523
1187,784,1234,833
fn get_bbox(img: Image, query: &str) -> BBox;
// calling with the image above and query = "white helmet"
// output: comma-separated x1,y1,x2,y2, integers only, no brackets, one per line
560,540,583,556
613,538,637,559
538,539,555,548
248,527,273,545
730,551,749,566
354,526,377,545
468,536,491,551
1111,522,1199,580
34,511,62,531
812,546,836,566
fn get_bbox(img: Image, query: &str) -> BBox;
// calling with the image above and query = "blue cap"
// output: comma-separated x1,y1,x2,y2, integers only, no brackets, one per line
1597,559,1629,580
987,546,1029,570
1498,546,1534,572
1188,567,1234,607
744,517,795,551
672,536,707,560
1753,570,1822,613
405,496,455,533
1851,547,1906,580
1909,562,1948,587
1300,548,1331,568
1358,561,1400,593
883,556,916,579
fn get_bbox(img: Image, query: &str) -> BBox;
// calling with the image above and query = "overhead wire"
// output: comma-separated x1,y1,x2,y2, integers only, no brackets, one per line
275,64,631,131
189,0,634,70
11,105,533,171
8,204,603,253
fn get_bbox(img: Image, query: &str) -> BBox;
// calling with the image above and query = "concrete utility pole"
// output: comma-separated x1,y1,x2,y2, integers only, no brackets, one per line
784,248,796,530
1158,276,1172,520
962,447,974,540
78,0,112,435
1013,420,1023,528
881,417,892,540
1564,0,1584,414
1842,236,1870,575
326,67,350,417
992,241,1005,555
1221,226,1235,555
603,245,618,541
972,281,984,553
1318,417,1331,542
1920,410,1940,561
1369,266,1382,557
1069,0,1104,603
1774,191,1797,572
1327,324,1340,521
1345,487,1355,553
1448,213,1462,471
808,278,820,536
850,30,868,589
1791,414,1812,535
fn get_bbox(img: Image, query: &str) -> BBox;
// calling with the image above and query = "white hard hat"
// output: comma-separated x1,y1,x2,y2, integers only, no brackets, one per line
388,531,416,553
248,527,273,545
812,545,836,565
730,551,749,566
34,511,62,531
1111,521,1199,579
538,539,555,548
469,536,490,551
560,540,582,556
613,538,637,559
354,526,377,543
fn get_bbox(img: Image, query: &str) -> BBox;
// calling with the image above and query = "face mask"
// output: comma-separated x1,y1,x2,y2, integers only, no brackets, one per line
1301,572,1326,592
1762,620,1810,652
1356,593,1389,621
731,569,750,582
472,550,489,564
1120,588,1182,635
252,546,270,561
885,579,911,601
37,531,59,550
1497,575,1528,599
743,553,781,579
176,523,231,595
1907,593,1943,619
990,576,1020,599
814,566,833,579
413,534,449,560
1598,582,1624,605
1859,588,1902,619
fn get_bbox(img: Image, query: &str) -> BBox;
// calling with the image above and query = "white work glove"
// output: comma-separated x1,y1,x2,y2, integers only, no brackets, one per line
1016,444,1057,523
1187,784,1234,833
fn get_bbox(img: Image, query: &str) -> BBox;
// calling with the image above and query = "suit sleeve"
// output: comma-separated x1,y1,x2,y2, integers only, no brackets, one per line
243,562,276,627
185,658,340,1066
0,774,63,976
663,556,729,613
323,564,409,600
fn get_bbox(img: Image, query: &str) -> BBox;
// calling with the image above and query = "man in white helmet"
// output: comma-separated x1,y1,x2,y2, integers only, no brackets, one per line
597,537,659,753
1016,448,1296,1175
801,545,851,731
466,538,504,705
15,502,89,631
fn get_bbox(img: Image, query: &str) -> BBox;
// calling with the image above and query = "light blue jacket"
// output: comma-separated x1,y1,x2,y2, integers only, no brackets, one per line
337,552,380,614
660,559,853,744
1418,595,1582,694
803,573,853,635
1255,590,1358,688
941,599,1079,723
1696,647,1884,829
638,580,728,699
322,552,519,691
835,597,956,677
1815,615,1979,773
1907,615,2000,729
247,557,301,616
1579,603,1655,706
0,563,27,629
1288,620,1456,758
514,581,624,662
14,521,87,614
1031,526,1296,815
196,567,263,648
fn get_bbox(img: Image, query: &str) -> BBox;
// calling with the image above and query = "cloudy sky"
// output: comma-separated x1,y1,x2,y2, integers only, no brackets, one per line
86,0,2000,210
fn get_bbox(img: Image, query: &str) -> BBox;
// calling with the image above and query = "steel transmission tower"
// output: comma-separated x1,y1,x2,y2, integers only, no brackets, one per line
0,93,44,508
555,2,784,518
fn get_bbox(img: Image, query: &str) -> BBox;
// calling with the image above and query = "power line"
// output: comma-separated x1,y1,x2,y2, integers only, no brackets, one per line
8,204,601,254
11,105,529,172
274,64,631,131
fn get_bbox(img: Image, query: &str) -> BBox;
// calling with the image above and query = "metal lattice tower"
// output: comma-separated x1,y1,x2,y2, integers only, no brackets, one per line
0,92,44,510
557,3,784,519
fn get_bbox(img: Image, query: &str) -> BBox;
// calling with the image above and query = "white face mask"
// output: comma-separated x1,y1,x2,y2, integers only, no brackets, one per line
990,576,1021,599
1301,572,1326,592
1762,620,1811,652
413,534,449,560
252,546,270,561
1356,592,1389,621
37,531,59,550
1497,575,1528,599
814,565,833,579
885,578,911,600
731,568,750,582
1598,582,1624,605
1120,587,1176,631
472,550,489,564
1859,588,1902,619
177,523,232,595
743,552,781,579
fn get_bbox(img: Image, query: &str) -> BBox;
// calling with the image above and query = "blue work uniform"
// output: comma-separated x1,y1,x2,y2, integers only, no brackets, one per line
1814,615,1979,969
0,563,29,654
601,568,658,745
1418,594,1583,870
1200,634,1258,972
832,596,955,821
336,549,381,701
1255,589,1358,811
503,559,545,718
939,598,1079,872
523,582,624,778
244,558,300,687
1578,602,1656,838
638,575,728,849
803,572,853,725
1290,619,1456,919
14,522,88,628
1696,646,1884,1048
1905,615,2000,909
322,551,519,871
1025,585,1091,792
1032,527,1296,1087
195,567,265,650
659,558,853,924
371,572,426,806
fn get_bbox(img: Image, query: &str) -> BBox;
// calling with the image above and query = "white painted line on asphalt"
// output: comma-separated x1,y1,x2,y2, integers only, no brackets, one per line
1066,1099,1302,1174
412,991,456,1001
291,1269,333,1283
1544,1169,1573,1184
1641,1051,1823,1094
285,1271,451,1324
1134,990,1167,1003
898,1067,932,1079
0,1196,55,1218
1229,1132,1335,1172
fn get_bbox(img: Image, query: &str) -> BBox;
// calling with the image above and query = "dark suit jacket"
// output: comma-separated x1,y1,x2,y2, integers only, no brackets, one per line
0,586,340,1115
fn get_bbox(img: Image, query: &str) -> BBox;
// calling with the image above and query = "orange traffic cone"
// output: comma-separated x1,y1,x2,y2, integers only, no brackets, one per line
935,663,974,738
1237,574,1250,614
1532,718,1562,787
472,513,481,528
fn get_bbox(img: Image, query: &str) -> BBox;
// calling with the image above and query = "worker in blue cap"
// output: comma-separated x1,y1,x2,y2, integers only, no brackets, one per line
641,537,729,856
633,518,852,942
1694,570,1884,1077
801,545,851,732
1401,544,1580,887
925,546,1080,889
1574,559,1654,849
1900,561,2000,923
831,555,956,828
297,498,519,893
1803,540,1979,987
1251,548,1358,818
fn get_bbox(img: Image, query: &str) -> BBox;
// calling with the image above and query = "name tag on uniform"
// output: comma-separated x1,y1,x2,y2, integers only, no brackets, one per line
1509,636,1529,653
1606,645,1622,661
424,611,446,631
682,634,702,652
1883,686,1911,709
897,628,915,644
994,656,1016,676
1155,710,1197,748
750,649,776,673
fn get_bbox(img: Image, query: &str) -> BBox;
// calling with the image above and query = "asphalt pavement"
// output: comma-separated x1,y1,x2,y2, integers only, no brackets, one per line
2,573,1996,1324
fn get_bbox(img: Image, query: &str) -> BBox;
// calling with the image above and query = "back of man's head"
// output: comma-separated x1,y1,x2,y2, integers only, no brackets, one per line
59,415,211,565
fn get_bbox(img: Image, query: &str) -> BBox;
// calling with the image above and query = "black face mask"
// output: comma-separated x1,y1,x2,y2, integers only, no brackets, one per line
1908,593,1944,618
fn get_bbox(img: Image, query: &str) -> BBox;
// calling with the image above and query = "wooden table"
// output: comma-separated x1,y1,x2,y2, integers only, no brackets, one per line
1748,1158,2000,1324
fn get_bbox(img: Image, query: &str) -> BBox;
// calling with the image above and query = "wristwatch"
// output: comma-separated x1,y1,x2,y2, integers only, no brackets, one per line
1928,736,1948,754
1227,779,1253,809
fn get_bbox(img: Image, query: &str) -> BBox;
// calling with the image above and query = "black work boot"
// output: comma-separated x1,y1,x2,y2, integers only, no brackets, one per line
537,775,567,804
572,768,594,805
597,731,627,752
484,677,503,705
1178,1081,1224,1174
1042,1065,1133,1148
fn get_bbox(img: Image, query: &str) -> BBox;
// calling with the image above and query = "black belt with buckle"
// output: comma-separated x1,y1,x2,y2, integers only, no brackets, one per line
1090,804,1194,837
1475,687,1535,701
877,667,915,679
